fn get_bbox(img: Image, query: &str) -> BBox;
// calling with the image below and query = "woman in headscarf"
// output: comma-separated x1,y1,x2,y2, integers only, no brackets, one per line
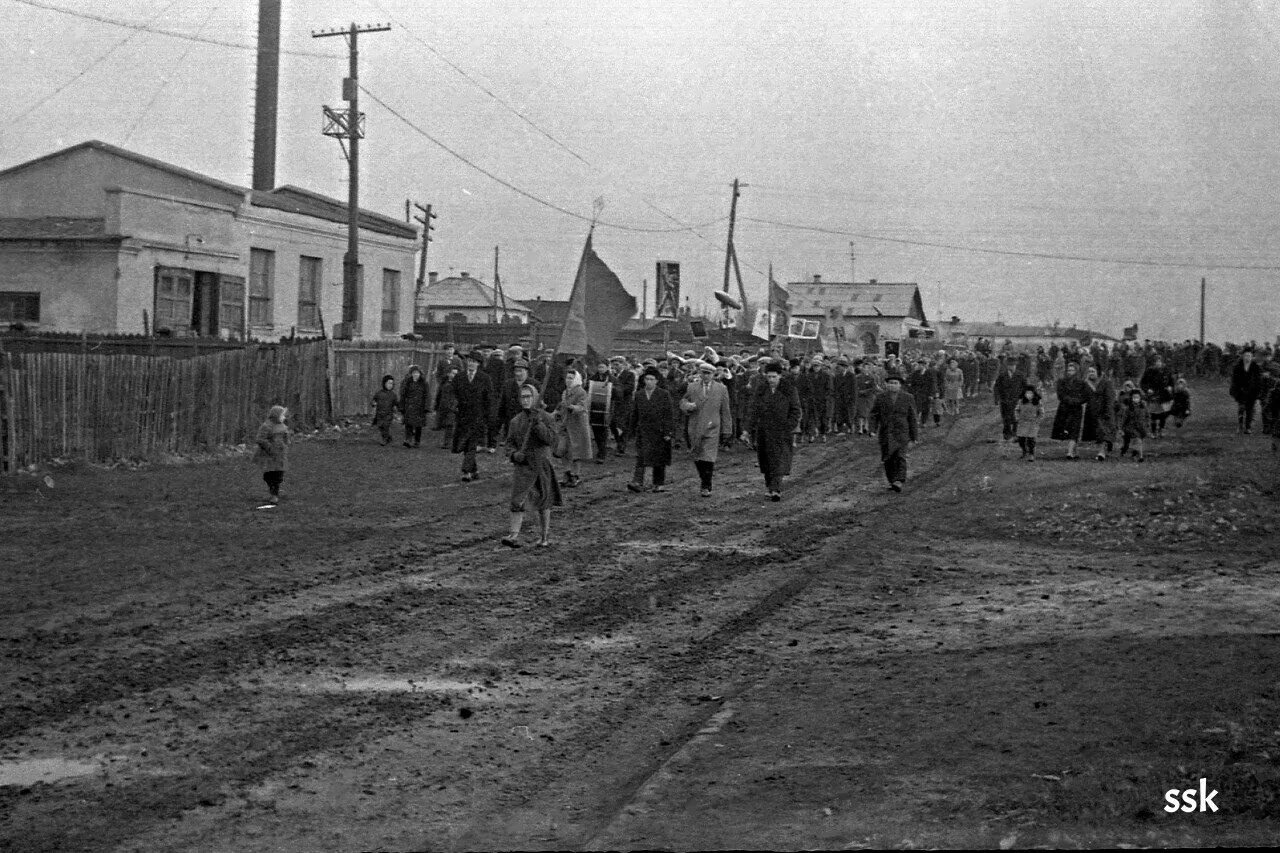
1082,365,1118,461
554,367,593,487
399,364,430,448
502,384,561,547
1050,361,1090,459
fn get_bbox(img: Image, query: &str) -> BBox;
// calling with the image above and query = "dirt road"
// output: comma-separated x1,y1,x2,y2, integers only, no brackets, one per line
2,380,1277,850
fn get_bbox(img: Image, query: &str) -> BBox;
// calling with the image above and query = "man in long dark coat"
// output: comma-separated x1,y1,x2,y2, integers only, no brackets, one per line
992,358,1024,441
626,366,674,492
745,360,802,501
452,349,494,482
1230,347,1265,434
869,371,919,492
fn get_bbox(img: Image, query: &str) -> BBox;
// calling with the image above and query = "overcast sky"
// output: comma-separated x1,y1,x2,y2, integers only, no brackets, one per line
6,0,1280,343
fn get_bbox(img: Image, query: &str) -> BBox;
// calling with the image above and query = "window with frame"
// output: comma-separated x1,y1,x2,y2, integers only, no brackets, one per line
298,256,322,330
154,268,193,332
249,248,274,327
219,275,246,338
0,291,40,323
381,268,401,333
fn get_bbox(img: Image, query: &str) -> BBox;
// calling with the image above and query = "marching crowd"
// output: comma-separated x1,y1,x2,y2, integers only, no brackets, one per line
250,337,1280,545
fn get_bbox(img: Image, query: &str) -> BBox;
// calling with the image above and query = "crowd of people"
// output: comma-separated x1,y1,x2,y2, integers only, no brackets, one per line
250,337,1280,543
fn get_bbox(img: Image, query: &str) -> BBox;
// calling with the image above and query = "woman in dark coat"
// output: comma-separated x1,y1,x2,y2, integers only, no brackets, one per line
745,361,802,501
1081,366,1118,460
626,366,674,493
502,384,561,548
1051,361,1090,459
399,364,430,447
1139,355,1175,438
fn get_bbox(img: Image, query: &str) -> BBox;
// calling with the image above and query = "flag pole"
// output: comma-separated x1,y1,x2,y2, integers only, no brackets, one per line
540,224,594,396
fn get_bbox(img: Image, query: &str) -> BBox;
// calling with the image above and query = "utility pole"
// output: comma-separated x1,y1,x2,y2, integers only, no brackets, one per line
313,21,390,335
722,178,750,329
411,202,435,322
641,278,647,322
1199,277,1206,343
494,245,508,323
849,242,856,284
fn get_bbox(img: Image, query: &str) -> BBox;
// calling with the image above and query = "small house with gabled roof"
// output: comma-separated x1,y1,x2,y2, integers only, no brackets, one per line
785,275,931,356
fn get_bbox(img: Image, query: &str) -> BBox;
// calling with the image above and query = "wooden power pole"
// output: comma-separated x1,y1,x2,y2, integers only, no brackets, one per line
1199,277,1206,343
313,21,390,335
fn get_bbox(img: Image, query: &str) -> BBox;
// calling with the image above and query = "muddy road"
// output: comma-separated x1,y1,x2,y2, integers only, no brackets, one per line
2,380,1278,850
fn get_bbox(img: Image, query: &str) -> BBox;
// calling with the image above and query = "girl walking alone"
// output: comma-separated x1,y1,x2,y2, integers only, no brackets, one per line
1014,385,1042,461
502,384,562,547
254,405,290,504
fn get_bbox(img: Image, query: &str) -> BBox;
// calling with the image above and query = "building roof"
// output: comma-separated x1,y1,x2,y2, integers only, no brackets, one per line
250,186,416,240
0,140,415,241
424,275,533,313
945,321,1118,341
785,281,925,320
0,217,113,241
524,298,571,325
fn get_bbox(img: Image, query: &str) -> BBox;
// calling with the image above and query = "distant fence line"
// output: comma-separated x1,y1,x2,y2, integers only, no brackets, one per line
0,341,446,472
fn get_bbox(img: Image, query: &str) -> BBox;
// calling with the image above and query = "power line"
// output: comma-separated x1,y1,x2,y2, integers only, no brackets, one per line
359,84,728,235
9,0,337,58
742,215,1280,271
123,5,220,143
16,0,187,122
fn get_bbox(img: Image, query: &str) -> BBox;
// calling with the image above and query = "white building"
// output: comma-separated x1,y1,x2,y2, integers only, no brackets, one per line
0,140,418,340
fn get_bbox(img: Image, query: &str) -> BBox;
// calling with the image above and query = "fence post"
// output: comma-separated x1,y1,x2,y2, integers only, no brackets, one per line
325,341,337,424
3,353,17,474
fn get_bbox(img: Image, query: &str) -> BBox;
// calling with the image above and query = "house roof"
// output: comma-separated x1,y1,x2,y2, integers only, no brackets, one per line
524,298,571,325
425,276,533,313
0,217,113,241
0,140,247,197
0,140,416,241
946,321,1117,341
785,281,925,320
250,186,416,240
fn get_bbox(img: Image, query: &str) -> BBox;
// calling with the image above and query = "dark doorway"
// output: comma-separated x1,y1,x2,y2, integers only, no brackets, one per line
193,271,219,336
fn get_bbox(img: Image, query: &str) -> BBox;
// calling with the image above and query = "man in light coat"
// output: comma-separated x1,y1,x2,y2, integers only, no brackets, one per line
680,360,734,496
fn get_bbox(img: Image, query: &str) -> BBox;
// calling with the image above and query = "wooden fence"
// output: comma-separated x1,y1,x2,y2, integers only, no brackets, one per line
0,340,446,471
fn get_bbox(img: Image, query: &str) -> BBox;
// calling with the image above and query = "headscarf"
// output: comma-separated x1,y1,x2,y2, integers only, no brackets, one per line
565,369,583,389
519,382,543,411
268,405,288,423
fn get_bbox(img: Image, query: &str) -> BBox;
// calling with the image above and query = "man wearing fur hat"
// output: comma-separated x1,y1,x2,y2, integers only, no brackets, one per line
680,359,734,496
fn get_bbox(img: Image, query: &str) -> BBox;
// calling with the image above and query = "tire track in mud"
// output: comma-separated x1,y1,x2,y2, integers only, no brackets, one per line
449,417,994,850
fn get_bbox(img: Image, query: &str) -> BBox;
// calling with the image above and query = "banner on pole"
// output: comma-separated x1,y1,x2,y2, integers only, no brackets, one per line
787,318,820,339
655,261,680,319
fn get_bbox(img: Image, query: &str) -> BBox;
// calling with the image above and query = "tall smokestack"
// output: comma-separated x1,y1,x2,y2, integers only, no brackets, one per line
252,0,281,191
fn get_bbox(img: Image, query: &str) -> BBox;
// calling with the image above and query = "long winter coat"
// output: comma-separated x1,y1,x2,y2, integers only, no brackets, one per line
1083,378,1118,443
254,419,290,472
1139,366,1175,407
747,382,802,479
399,372,430,429
371,388,398,428
1051,375,1091,441
450,368,494,453
555,384,594,461
943,367,964,402
627,385,674,468
681,377,734,463
1119,398,1150,439
505,408,562,513
869,390,919,460
1230,360,1264,403
853,372,879,418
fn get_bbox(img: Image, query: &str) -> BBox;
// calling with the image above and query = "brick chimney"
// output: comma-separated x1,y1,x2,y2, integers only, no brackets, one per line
812,274,822,283
869,278,877,285
460,271,470,279
428,271,438,286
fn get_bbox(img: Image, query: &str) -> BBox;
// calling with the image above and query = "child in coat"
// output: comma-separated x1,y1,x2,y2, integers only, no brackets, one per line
254,405,290,504
1014,384,1042,461
435,364,460,449
371,374,398,446
1170,377,1192,429
1119,388,1149,461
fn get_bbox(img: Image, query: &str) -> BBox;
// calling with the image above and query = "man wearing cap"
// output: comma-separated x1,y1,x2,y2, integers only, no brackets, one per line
452,349,495,482
482,347,508,452
610,355,636,456
680,360,734,496
432,343,463,417
869,370,919,492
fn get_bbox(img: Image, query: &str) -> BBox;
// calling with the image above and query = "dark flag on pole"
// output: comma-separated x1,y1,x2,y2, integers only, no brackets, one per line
556,230,637,361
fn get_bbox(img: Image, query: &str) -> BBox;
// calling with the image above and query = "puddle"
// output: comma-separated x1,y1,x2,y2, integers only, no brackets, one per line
618,541,777,557
0,757,102,786
563,634,639,650
337,677,479,693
